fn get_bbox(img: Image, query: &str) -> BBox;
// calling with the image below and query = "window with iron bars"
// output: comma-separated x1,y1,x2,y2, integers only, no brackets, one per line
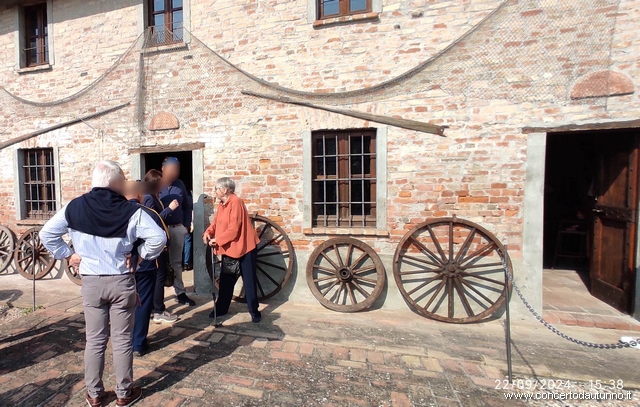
24,3,49,67
22,148,56,220
317,0,372,20
312,129,377,228
147,0,184,45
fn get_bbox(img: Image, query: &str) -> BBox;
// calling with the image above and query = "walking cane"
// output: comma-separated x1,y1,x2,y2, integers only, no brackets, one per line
210,245,222,327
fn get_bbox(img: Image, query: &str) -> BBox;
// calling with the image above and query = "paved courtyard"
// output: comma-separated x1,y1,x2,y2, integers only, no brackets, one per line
1,272,640,406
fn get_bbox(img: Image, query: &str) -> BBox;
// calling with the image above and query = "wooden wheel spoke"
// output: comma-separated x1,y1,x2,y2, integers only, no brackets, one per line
257,265,280,287
319,251,342,271
321,280,339,296
459,271,505,286
353,264,376,274
423,279,446,311
314,275,335,283
255,277,266,297
351,280,371,298
408,236,443,266
460,242,496,266
345,244,354,265
353,275,378,284
257,223,271,240
256,259,288,272
448,221,454,263
257,250,289,258
454,278,475,317
401,254,442,269
315,265,338,275
333,245,344,268
460,278,495,306
398,267,444,276
330,282,344,303
464,262,503,269
350,250,368,268
454,228,476,263
407,273,443,296
447,278,454,319
427,225,448,263
347,283,357,305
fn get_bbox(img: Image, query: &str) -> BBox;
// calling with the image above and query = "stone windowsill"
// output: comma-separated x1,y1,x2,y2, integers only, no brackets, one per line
141,42,189,55
303,227,389,237
16,64,52,74
313,12,380,28
16,219,47,227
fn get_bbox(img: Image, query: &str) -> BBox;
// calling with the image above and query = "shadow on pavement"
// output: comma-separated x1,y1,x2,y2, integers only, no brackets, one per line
0,289,23,306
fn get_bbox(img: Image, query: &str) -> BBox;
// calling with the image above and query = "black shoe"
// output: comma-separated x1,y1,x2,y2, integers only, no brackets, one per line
183,263,193,271
133,350,145,357
251,314,261,324
177,293,196,306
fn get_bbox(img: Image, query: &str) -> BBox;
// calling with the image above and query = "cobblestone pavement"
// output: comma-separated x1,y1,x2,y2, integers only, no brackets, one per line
1,294,640,407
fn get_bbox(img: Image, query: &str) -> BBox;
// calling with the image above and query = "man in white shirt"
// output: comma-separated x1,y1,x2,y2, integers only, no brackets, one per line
40,160,166,407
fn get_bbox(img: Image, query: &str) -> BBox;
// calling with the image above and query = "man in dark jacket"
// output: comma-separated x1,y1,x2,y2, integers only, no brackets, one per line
159,157,195,306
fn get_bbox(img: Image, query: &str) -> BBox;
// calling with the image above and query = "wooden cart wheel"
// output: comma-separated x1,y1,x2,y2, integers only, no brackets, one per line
393,217,512,323
63,242,82,286
232,215,295,303
14,227,56,280
306,237,386,312
0,226,16,273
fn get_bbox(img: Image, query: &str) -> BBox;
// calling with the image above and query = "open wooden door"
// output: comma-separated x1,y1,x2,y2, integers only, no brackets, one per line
590,132,639,313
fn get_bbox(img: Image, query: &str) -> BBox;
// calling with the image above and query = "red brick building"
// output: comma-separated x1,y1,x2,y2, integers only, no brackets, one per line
0,0,639,319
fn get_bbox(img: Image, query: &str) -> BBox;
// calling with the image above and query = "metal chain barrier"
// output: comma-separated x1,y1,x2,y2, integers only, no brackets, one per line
500,251,639,349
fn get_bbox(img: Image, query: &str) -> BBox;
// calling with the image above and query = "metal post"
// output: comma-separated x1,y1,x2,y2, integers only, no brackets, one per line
32,242,36,311
504,245,513,384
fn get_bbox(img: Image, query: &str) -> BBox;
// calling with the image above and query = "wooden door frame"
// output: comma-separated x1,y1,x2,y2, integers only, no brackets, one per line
522,120,640,320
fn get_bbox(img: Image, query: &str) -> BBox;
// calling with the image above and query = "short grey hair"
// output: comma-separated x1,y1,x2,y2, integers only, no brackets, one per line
92,160,123,188
216,177,236,193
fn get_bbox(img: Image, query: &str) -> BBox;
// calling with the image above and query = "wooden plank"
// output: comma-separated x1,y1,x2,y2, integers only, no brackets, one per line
241,90,447,136
0,102,131,151
523,119,640,134
128,142,206,154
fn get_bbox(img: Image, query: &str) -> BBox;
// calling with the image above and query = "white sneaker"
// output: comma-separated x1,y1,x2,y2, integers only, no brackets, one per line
619,336,640,349
153,311,178,324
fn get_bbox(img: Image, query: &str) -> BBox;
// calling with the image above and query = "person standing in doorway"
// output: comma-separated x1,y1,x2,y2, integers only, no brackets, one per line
159,157,196,306
142,169,179,323
39,161,166,407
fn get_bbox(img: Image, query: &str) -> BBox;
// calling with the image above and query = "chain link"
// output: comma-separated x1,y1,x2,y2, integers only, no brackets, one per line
500,251,639,350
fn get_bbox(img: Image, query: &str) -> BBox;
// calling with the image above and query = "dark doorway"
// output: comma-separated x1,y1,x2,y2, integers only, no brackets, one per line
543,129,639,313
143,151,193,194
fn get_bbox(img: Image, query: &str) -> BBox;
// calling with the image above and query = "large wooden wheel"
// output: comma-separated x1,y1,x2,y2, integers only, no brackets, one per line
0,226,16,272
14,227,56,280
307,237,386,312
63,242,82,286
393,217,512,323
231,215,295,302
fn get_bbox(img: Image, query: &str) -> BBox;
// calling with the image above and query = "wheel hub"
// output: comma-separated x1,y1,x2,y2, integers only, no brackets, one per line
444,262,461,277
338,267,353,281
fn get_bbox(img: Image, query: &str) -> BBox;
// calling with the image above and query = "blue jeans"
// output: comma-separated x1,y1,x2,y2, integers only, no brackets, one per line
133,270,156,352
183,232,193,266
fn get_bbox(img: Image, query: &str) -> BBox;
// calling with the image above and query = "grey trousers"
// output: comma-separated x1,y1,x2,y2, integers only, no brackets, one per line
168,225,187,296
81,274,137,399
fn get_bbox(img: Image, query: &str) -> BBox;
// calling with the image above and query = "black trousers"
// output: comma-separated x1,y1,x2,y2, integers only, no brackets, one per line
153,252,168,314
215,248,260,318
133,270,156,351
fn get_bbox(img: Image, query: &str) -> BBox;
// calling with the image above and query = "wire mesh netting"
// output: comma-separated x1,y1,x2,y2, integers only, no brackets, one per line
0,0,624,147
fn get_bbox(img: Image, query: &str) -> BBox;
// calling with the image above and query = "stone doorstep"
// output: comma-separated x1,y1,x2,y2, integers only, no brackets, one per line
543,310,640,332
